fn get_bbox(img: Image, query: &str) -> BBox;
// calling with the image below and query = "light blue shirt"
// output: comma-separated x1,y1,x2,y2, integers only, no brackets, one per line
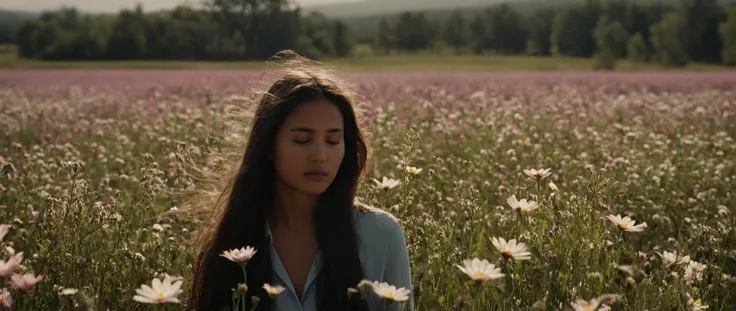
265,207,414,311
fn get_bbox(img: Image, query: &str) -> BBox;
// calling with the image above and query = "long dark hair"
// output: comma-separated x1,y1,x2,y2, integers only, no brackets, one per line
187,51,372,311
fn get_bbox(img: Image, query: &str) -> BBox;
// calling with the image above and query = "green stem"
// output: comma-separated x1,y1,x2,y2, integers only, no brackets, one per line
232,296,239,311
249,299,260,311
241,264,248,286
473,284,483,311
240,264,248,311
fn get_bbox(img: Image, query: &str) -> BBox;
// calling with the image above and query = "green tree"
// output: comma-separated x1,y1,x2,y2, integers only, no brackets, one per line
650,12,690,67
469,13,488,54
627,32,649,63
443,9,468,54
332,20,353,57
106,4,148,59
593,16,629,70
394,11,436,51
311,29,334,57
677,0,725,63
209,0,300,59
472,5,527,54
595,16,629,58
376,17,394,54
552,3,600,57
720,7,736,66
526,7,556,56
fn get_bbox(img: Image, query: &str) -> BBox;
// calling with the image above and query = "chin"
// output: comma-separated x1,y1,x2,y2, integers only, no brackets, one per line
296,184,330,196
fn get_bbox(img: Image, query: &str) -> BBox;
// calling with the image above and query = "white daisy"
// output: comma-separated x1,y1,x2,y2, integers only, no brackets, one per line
405,166,422,175
506,195,538,213
524,168,551,180
59,288,78,296
374,176,400,190
570,294,621,311
684,261,707,284
10,273,43,291
262,283,286,298
491,237,532,260
687,297,709,310
456,258,505,283
220,246,257,264
0,288,10,308
132,276,183,304
370,281,411,302
606,214,647,232
570,298,601,311
656,251,690,268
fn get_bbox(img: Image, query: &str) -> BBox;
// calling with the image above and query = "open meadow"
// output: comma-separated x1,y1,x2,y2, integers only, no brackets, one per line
1,69,736,310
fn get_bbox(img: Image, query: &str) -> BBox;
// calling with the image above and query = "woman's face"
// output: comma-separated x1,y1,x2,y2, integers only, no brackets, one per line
273,98,346,195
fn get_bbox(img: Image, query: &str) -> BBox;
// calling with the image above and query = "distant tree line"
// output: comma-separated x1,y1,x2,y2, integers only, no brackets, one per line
6,0,736,67
377,0,736,67
13,0,353,61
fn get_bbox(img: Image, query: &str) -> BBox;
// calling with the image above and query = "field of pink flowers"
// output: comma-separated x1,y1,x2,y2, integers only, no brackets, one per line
0,70,735,310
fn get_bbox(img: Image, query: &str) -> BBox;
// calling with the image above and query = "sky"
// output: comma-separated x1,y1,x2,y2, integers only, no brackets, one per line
0,0,352,12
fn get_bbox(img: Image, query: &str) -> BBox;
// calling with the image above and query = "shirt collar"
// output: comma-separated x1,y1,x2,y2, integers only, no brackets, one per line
265,220,273,242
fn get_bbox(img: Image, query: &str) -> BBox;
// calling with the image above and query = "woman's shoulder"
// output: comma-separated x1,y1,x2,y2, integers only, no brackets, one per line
352,200,405,241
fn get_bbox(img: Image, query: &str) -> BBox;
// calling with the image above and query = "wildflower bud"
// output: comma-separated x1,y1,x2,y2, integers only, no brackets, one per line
356,280,374,298
236,283,248,295
626,276,636,286
251,296,260,306
347,287,358,299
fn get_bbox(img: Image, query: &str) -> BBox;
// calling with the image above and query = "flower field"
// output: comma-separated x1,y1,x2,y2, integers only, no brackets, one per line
0,70,735,310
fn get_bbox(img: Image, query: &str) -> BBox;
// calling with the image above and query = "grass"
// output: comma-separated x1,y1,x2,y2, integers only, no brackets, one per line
0,49,731,72
0,72,735,310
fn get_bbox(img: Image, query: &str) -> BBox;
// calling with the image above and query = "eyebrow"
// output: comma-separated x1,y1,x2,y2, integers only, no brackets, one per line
289,127,343,133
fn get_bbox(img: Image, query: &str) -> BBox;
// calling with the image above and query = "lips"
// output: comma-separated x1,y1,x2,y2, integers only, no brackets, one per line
304,170,329,182
304,170,329,176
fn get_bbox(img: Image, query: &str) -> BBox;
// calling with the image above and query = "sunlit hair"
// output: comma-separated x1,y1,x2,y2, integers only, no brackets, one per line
177,50,374,311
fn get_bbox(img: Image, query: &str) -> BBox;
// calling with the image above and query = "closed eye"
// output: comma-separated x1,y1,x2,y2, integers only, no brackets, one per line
294,140,340,145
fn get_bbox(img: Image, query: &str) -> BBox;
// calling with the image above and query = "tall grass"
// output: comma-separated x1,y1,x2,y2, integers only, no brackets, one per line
0,75,734,310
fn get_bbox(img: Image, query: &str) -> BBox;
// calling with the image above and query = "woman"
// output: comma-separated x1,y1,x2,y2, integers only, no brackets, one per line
188,51,413,311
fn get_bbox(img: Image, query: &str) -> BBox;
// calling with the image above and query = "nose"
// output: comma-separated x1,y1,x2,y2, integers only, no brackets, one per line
310,143,327,163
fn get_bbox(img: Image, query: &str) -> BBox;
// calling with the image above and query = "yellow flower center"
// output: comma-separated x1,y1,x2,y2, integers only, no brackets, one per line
383,292,394,300
0,297,4,305
583,307,595,311
156,292,165,302
619,223,628,230
502,251,513,258
692,299,702,306
474,272,486,280
518,205,528,212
